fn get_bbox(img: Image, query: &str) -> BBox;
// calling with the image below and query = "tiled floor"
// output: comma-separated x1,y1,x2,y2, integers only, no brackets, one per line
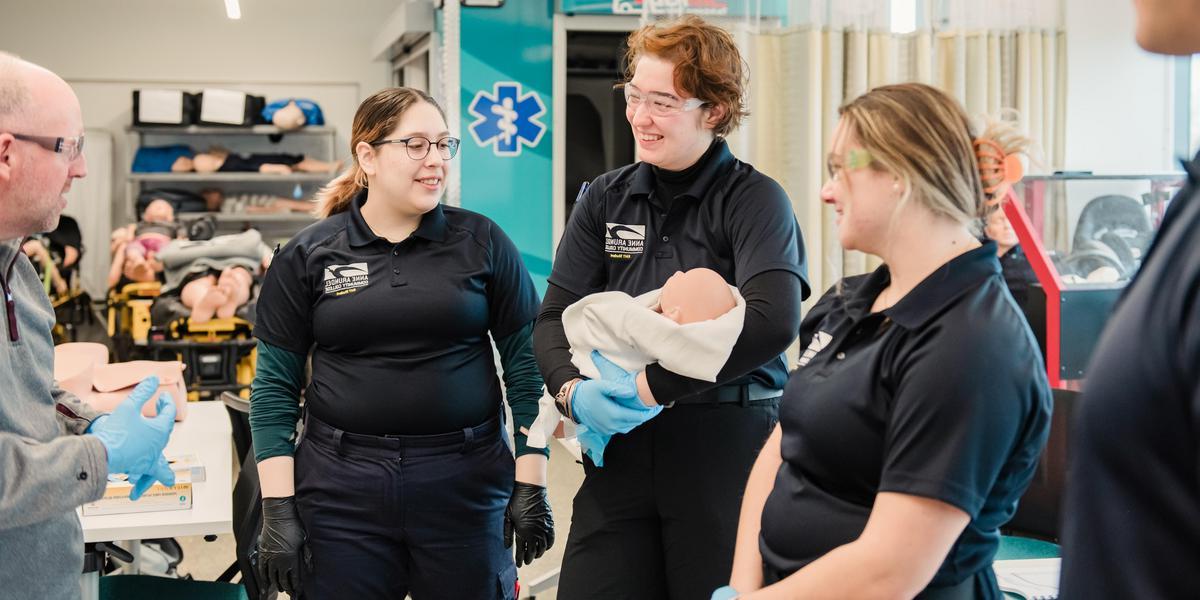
174,441,585,599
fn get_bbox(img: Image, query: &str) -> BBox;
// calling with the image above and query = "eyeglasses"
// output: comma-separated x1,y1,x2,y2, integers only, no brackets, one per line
371,136,461,160
826,148,875,181
621,84,706,117
8,133,85,162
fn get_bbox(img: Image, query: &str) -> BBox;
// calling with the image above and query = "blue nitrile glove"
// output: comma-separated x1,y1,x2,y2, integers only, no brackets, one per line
129,454,176,501
570,377,643,437
570,351,663,438
711,585,741,599
590,350,639,398
575,424,613,467
90,377,178,495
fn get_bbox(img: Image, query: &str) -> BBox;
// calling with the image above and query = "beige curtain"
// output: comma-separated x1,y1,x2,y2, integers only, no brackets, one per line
750,24,1066,298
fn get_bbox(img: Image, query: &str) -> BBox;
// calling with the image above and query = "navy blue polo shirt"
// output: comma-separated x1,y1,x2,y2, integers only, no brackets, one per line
760,243,1052,597
255,191,541,435
1060,157,1200,599
548,139,808,390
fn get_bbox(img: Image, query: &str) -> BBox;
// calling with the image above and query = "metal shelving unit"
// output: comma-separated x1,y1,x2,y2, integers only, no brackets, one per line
125,125,337,244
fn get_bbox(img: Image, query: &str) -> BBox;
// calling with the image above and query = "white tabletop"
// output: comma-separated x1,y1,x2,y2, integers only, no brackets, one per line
79,401,234,543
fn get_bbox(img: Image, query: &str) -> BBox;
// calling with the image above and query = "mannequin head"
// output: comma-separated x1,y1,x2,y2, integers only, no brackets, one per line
658,267,736,324
983,207,1019,255
201,188,224,211
142,198,175,223
273,101,306,131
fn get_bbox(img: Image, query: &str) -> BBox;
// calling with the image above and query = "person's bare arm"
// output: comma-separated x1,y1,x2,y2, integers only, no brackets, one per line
742,493,969,600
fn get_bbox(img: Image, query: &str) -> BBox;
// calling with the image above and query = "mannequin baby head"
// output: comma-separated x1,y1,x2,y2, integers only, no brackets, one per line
658,267,736,324
143,199,176,223
272,101,307,131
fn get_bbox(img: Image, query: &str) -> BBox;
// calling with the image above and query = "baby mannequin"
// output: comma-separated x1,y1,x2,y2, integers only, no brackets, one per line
527,267,745,465
108,199,182,286
657,267,737,324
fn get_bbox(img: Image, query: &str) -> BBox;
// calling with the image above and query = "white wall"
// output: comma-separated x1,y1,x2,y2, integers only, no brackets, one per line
1,0,398,213
1,0,396,139
1064,0,1177,173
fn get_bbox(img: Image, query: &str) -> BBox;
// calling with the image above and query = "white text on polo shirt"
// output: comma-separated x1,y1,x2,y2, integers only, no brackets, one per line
797,331,833,367
605,222,645,259
323,262,370,295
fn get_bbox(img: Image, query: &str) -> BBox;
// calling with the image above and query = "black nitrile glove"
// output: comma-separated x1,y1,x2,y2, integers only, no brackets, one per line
258,496,311,595
504,481,555,567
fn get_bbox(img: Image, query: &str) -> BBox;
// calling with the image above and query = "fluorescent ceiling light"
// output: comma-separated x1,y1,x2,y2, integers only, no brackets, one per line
225,0,241,19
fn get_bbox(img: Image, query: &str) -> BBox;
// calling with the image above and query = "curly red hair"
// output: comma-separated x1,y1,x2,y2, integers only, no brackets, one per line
623,15,749,137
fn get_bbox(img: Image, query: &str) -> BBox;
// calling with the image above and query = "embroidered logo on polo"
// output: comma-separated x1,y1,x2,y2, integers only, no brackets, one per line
604,223,646,259
323,262,369,295
797,331,833,367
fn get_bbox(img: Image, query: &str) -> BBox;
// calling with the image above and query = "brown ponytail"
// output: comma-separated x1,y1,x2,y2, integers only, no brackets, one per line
314,87,446,218
314,164,367,218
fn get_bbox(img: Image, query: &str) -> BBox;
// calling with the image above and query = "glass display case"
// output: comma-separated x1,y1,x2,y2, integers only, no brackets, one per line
1003,173,1185,387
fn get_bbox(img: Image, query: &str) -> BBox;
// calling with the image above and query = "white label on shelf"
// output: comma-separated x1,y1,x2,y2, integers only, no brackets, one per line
200,88,248,125
138,89,185,124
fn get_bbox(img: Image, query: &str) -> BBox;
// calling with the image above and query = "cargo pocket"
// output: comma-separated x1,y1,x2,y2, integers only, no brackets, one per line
497,561,518,600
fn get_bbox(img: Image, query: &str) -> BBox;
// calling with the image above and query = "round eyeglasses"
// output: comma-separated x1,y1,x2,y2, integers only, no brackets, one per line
370,136,461,160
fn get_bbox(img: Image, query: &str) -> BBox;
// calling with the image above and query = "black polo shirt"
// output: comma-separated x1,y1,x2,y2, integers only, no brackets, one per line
255,191,541,435
1060,157,1200,599
548,139,808,390
760,243,1052,597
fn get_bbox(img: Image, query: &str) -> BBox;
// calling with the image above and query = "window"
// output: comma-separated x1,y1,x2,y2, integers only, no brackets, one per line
891,0,918,33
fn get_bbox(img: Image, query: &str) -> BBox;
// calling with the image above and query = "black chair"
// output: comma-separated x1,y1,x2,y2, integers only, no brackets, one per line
220,392,274,600
1066,194,1153,278
89,396,272,599
1004,388,1079,541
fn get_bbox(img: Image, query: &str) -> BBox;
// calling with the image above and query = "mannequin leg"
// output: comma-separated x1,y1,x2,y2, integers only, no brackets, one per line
293,157,341,173
182,275,225,323
258,163,294,175
215,267,252,319
124,241,162,282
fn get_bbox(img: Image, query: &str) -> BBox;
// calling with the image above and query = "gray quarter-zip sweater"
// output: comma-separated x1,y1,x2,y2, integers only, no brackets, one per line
1,238,108,600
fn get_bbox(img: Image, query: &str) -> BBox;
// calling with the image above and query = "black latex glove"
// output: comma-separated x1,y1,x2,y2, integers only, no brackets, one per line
504,481,555,567
258,496,311,595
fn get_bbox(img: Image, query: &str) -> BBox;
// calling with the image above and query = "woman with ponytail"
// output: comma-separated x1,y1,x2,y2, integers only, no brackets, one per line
718,83,1052,600
248,87,553,599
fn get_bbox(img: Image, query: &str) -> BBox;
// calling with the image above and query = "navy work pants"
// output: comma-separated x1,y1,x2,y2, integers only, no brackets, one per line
295,414,517,600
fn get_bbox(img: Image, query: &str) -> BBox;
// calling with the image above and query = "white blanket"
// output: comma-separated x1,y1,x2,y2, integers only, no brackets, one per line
524,285,745,449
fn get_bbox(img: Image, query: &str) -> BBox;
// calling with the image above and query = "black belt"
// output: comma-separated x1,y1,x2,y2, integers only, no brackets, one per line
303,413,500,457
669,382,782,407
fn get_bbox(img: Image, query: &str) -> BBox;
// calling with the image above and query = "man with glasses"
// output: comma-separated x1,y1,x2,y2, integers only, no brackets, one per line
0,52,177,599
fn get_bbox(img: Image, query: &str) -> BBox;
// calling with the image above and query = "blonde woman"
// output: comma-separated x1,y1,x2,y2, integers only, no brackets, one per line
249,88,552,599
720,83,1052,600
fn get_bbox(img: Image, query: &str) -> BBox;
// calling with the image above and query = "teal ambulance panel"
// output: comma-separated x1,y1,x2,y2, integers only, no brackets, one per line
460,2,555,294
